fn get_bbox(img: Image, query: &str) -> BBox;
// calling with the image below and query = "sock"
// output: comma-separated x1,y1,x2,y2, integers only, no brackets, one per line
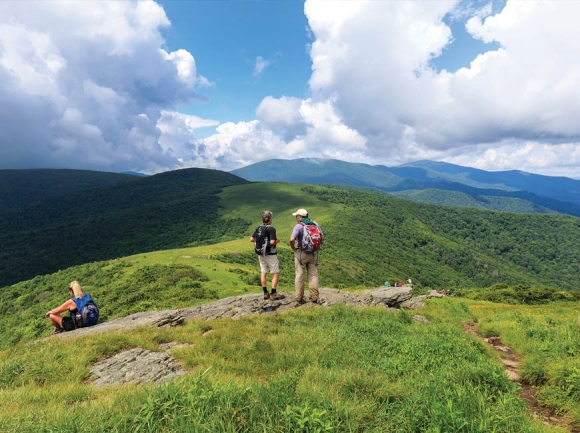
271,288,277,294
262,287,268,293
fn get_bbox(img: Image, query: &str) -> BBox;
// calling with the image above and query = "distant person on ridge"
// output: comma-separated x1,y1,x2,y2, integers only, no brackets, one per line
250,210,282,300
290,208,324,304
45,280,99,334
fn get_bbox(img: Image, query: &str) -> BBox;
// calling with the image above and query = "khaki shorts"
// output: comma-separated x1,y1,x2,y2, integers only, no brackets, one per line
259,254,280,274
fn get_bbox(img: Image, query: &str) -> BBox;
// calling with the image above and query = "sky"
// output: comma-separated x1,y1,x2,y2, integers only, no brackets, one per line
1,0,580,179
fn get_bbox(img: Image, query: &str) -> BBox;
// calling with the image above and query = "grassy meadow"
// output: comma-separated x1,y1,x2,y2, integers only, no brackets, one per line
1,181,580,431
3,298,577,432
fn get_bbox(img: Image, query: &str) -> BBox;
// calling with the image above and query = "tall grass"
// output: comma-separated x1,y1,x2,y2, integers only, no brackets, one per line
462,302,580,427
0,304,557,432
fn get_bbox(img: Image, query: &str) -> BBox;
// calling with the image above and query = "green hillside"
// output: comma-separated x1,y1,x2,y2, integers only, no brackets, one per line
6,297,578,432
2,180,580,431
3,181,580,348
0,168,249,287
3,176,580,290
392,189,556,214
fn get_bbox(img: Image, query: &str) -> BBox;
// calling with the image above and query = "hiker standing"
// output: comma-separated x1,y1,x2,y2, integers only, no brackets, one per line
45,280,99,334
290,208,324,304
250,210,282,300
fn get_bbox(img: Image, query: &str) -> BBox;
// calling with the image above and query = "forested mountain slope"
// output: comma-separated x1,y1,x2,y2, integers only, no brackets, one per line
398,160,580,206
3,170,580,292
302,186,580,290
0,168,248,287
0,168,138,210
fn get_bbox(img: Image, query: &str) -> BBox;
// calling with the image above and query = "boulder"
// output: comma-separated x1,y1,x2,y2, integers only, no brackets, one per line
367,286,413,307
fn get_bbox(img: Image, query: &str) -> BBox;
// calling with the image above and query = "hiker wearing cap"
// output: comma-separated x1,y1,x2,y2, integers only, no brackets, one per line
289,208,324,304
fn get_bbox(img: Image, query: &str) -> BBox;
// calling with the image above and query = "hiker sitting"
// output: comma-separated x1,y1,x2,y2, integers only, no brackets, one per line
45,280,99,334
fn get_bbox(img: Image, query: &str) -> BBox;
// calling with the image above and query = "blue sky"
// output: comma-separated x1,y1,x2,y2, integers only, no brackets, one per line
161,0,312,127
1,0,580,178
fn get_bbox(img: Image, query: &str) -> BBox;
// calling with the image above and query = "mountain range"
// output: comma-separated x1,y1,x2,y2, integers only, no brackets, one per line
2,160,580,290
231,158,580,216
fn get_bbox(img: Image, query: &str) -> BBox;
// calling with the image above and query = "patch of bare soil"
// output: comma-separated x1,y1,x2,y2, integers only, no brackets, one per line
463,322,577,432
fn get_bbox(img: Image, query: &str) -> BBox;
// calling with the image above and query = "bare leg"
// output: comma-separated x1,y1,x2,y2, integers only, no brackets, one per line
272,273,280,289
49,314,64,328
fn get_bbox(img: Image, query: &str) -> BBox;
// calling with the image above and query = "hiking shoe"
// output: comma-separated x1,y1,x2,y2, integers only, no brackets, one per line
50,327,64,335
310,298,319,304
263,292,270,300
295,299,306,305
270,293,284,300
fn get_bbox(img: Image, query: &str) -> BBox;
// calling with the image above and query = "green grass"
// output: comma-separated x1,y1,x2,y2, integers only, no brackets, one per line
464,302,580,426
0,303,562,432
2,180,580,430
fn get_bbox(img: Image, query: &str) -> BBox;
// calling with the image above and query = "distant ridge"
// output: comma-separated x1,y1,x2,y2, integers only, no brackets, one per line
231,158,580,216
121,171,149,177
0,168,137,211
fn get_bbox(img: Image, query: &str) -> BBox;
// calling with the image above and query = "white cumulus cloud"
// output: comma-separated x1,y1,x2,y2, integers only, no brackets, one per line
3,0,580,178
207,0,580,177
0,0,210,173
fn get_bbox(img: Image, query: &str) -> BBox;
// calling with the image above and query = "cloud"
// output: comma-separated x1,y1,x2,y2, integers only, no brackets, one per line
3,0,580,178
206,0,580,177
253,56,271,77
0,0,210,173
198,97,367,170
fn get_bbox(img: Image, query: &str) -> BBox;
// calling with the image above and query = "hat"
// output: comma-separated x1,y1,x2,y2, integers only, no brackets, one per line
292,208,308,217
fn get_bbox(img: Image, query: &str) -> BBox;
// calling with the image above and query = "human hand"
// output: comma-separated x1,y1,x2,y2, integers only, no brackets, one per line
44,312,50,318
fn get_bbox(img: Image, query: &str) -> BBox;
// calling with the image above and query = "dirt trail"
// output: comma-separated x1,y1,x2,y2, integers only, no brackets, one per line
463,322,577,433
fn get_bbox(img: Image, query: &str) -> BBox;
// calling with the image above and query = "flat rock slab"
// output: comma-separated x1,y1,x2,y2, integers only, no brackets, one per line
59,309,186,339
57,287,419,339
90,347,187,387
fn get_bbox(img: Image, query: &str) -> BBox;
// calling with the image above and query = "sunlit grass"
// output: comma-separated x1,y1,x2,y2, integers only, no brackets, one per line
458,302,580,426
0,302,562,432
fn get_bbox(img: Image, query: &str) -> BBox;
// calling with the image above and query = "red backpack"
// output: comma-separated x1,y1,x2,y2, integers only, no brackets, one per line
300,222,323,253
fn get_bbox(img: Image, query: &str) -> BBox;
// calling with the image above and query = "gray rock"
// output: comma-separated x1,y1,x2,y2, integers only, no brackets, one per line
58,309,186,339
400,298,426,310
55,287,431,340
413,315,430,324
366,286,413,307
90,347,186,387
49,286,433,387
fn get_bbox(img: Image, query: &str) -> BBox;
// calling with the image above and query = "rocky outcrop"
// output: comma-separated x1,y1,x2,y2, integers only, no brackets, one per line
61,286,422,340
59,309,186,339
53,285,436,387
400,289,446,309
90,347,187,387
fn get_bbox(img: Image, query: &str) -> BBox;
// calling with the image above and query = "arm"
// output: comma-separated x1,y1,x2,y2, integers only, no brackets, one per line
269,227,280,245
290,224,300,251
46,299,76,316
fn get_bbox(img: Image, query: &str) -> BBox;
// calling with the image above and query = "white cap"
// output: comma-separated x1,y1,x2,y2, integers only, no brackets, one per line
292,208,308,217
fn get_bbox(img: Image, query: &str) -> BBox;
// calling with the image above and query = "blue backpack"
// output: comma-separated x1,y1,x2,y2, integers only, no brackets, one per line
72,294,99,327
